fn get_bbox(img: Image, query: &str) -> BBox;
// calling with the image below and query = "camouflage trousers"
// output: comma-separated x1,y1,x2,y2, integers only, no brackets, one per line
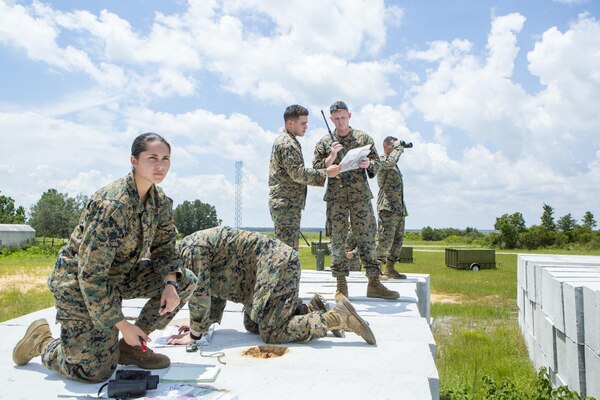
326,200,380,278
376,210,405,264
42,266,196,383
269,204,302,251
252,252,328,343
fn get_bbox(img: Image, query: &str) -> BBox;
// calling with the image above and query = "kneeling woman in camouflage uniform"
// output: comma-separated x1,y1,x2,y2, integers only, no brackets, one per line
166,227,375,346
13,133,195,383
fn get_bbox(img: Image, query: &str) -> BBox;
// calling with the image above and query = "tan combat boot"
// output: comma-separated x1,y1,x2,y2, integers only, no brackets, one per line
384,261,407,279
307,294,344,338
13,319,53,366
323,294,376,345
367,276,400,300
336,276,348,298
118,338,170,369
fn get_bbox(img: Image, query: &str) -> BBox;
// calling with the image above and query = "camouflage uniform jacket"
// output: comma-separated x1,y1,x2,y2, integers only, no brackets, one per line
48,173,182,330
377,145,404,213
269,129,326,210
313,128,378,202
177,227,296,333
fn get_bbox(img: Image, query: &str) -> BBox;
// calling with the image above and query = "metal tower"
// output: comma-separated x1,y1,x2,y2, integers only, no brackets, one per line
234,161,243,228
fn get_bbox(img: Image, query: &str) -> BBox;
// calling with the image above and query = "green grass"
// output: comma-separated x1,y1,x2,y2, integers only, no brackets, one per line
0,289,54,322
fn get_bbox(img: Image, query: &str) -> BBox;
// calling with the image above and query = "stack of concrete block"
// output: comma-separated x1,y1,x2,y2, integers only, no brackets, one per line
517,254,600,398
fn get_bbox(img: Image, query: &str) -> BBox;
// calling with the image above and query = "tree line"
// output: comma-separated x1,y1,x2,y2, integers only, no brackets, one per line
420,204,598,250
3,190,597,250
0,190,221,238
491,204,597,249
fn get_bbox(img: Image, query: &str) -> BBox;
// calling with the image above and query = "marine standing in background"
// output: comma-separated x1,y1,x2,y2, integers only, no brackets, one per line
12,133,195,383
165,227,375,346
313,101,398,300
376,136,408,279
268,105,340,250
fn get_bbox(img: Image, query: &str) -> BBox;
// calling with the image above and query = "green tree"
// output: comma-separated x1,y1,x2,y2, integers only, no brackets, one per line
494,212,526,249
540,203,556,231
582,211,597,229
557,213,577,232
557,213,578,242
173,199,221,236
28,189,83,237
0,192,26,223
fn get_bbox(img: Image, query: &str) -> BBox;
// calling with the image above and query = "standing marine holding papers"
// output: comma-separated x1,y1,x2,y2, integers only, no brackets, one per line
313,101,399,300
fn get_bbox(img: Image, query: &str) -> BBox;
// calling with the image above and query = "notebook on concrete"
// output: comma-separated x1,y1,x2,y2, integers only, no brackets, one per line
161,363,221,383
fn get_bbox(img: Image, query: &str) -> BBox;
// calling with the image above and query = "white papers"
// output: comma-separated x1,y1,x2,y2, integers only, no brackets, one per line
155,323,215,347
338,144,372,172
162,363,221,383
144,383,237,399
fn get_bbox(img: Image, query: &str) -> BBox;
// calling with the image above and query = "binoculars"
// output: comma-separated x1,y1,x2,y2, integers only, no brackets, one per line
399,140,413,148
103,369,159,399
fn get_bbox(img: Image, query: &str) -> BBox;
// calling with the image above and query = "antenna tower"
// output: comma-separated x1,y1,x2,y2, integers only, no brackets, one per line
234,161,243,228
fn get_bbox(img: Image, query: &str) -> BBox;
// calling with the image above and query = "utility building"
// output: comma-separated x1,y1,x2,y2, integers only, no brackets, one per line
0,224,36,247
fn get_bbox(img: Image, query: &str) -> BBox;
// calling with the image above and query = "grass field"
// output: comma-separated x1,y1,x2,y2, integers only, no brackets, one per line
2,234,599,398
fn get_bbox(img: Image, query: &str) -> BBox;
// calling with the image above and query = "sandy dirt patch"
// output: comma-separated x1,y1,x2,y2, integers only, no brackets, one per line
431,293,463,304
242,345,288,358
0,274,48,293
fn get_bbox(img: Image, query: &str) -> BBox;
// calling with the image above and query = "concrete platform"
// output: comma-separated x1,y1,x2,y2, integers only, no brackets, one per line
0,271,438,400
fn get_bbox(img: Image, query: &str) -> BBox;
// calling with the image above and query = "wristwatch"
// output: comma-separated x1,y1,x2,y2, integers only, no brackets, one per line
165,280,180,292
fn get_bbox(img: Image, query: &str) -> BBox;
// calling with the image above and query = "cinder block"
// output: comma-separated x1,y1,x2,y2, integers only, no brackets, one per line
538,312,557,371
524,299,537,337
523,257,600,305
517,254,600,395
555,329,586,396
563,281,600,345
540,272,600,333
585,345,600,399
583,284,600,355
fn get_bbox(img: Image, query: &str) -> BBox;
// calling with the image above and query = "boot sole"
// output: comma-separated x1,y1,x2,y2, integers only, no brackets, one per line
367,292,400,300
335,294,376,345
311,295,344,338
384,273,407,279
118,353,170,369
13,319,50,366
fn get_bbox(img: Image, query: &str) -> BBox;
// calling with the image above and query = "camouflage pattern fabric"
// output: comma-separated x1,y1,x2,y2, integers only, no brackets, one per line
344,230,362,271
177,227,328,344
376,145,404,213
43,173,191,382
269,129,327,250
313,128,380,278
376,145,406,263
269,205,302,251
376,210,406,264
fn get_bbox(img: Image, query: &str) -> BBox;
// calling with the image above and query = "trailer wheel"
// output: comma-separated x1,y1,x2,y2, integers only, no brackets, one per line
470,263,480,271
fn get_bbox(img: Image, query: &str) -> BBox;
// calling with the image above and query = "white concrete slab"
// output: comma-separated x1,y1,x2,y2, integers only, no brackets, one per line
536,266,600,306
539,269,600,331
563,281,600,345
0,271,438,400
585,345,600,399
518,254,600,398
517,255,600,306
583,283,600,355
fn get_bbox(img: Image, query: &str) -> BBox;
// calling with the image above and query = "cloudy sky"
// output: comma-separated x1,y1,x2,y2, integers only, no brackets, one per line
1,0,599,230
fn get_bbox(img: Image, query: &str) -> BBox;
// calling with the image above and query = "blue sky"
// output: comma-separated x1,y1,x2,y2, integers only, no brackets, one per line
1,0,599,230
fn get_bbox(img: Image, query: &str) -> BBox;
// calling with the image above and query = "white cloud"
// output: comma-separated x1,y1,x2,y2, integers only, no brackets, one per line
405,12,600,178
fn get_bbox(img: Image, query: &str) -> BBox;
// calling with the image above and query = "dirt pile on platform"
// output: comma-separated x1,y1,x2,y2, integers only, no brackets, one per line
242,345,288,358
